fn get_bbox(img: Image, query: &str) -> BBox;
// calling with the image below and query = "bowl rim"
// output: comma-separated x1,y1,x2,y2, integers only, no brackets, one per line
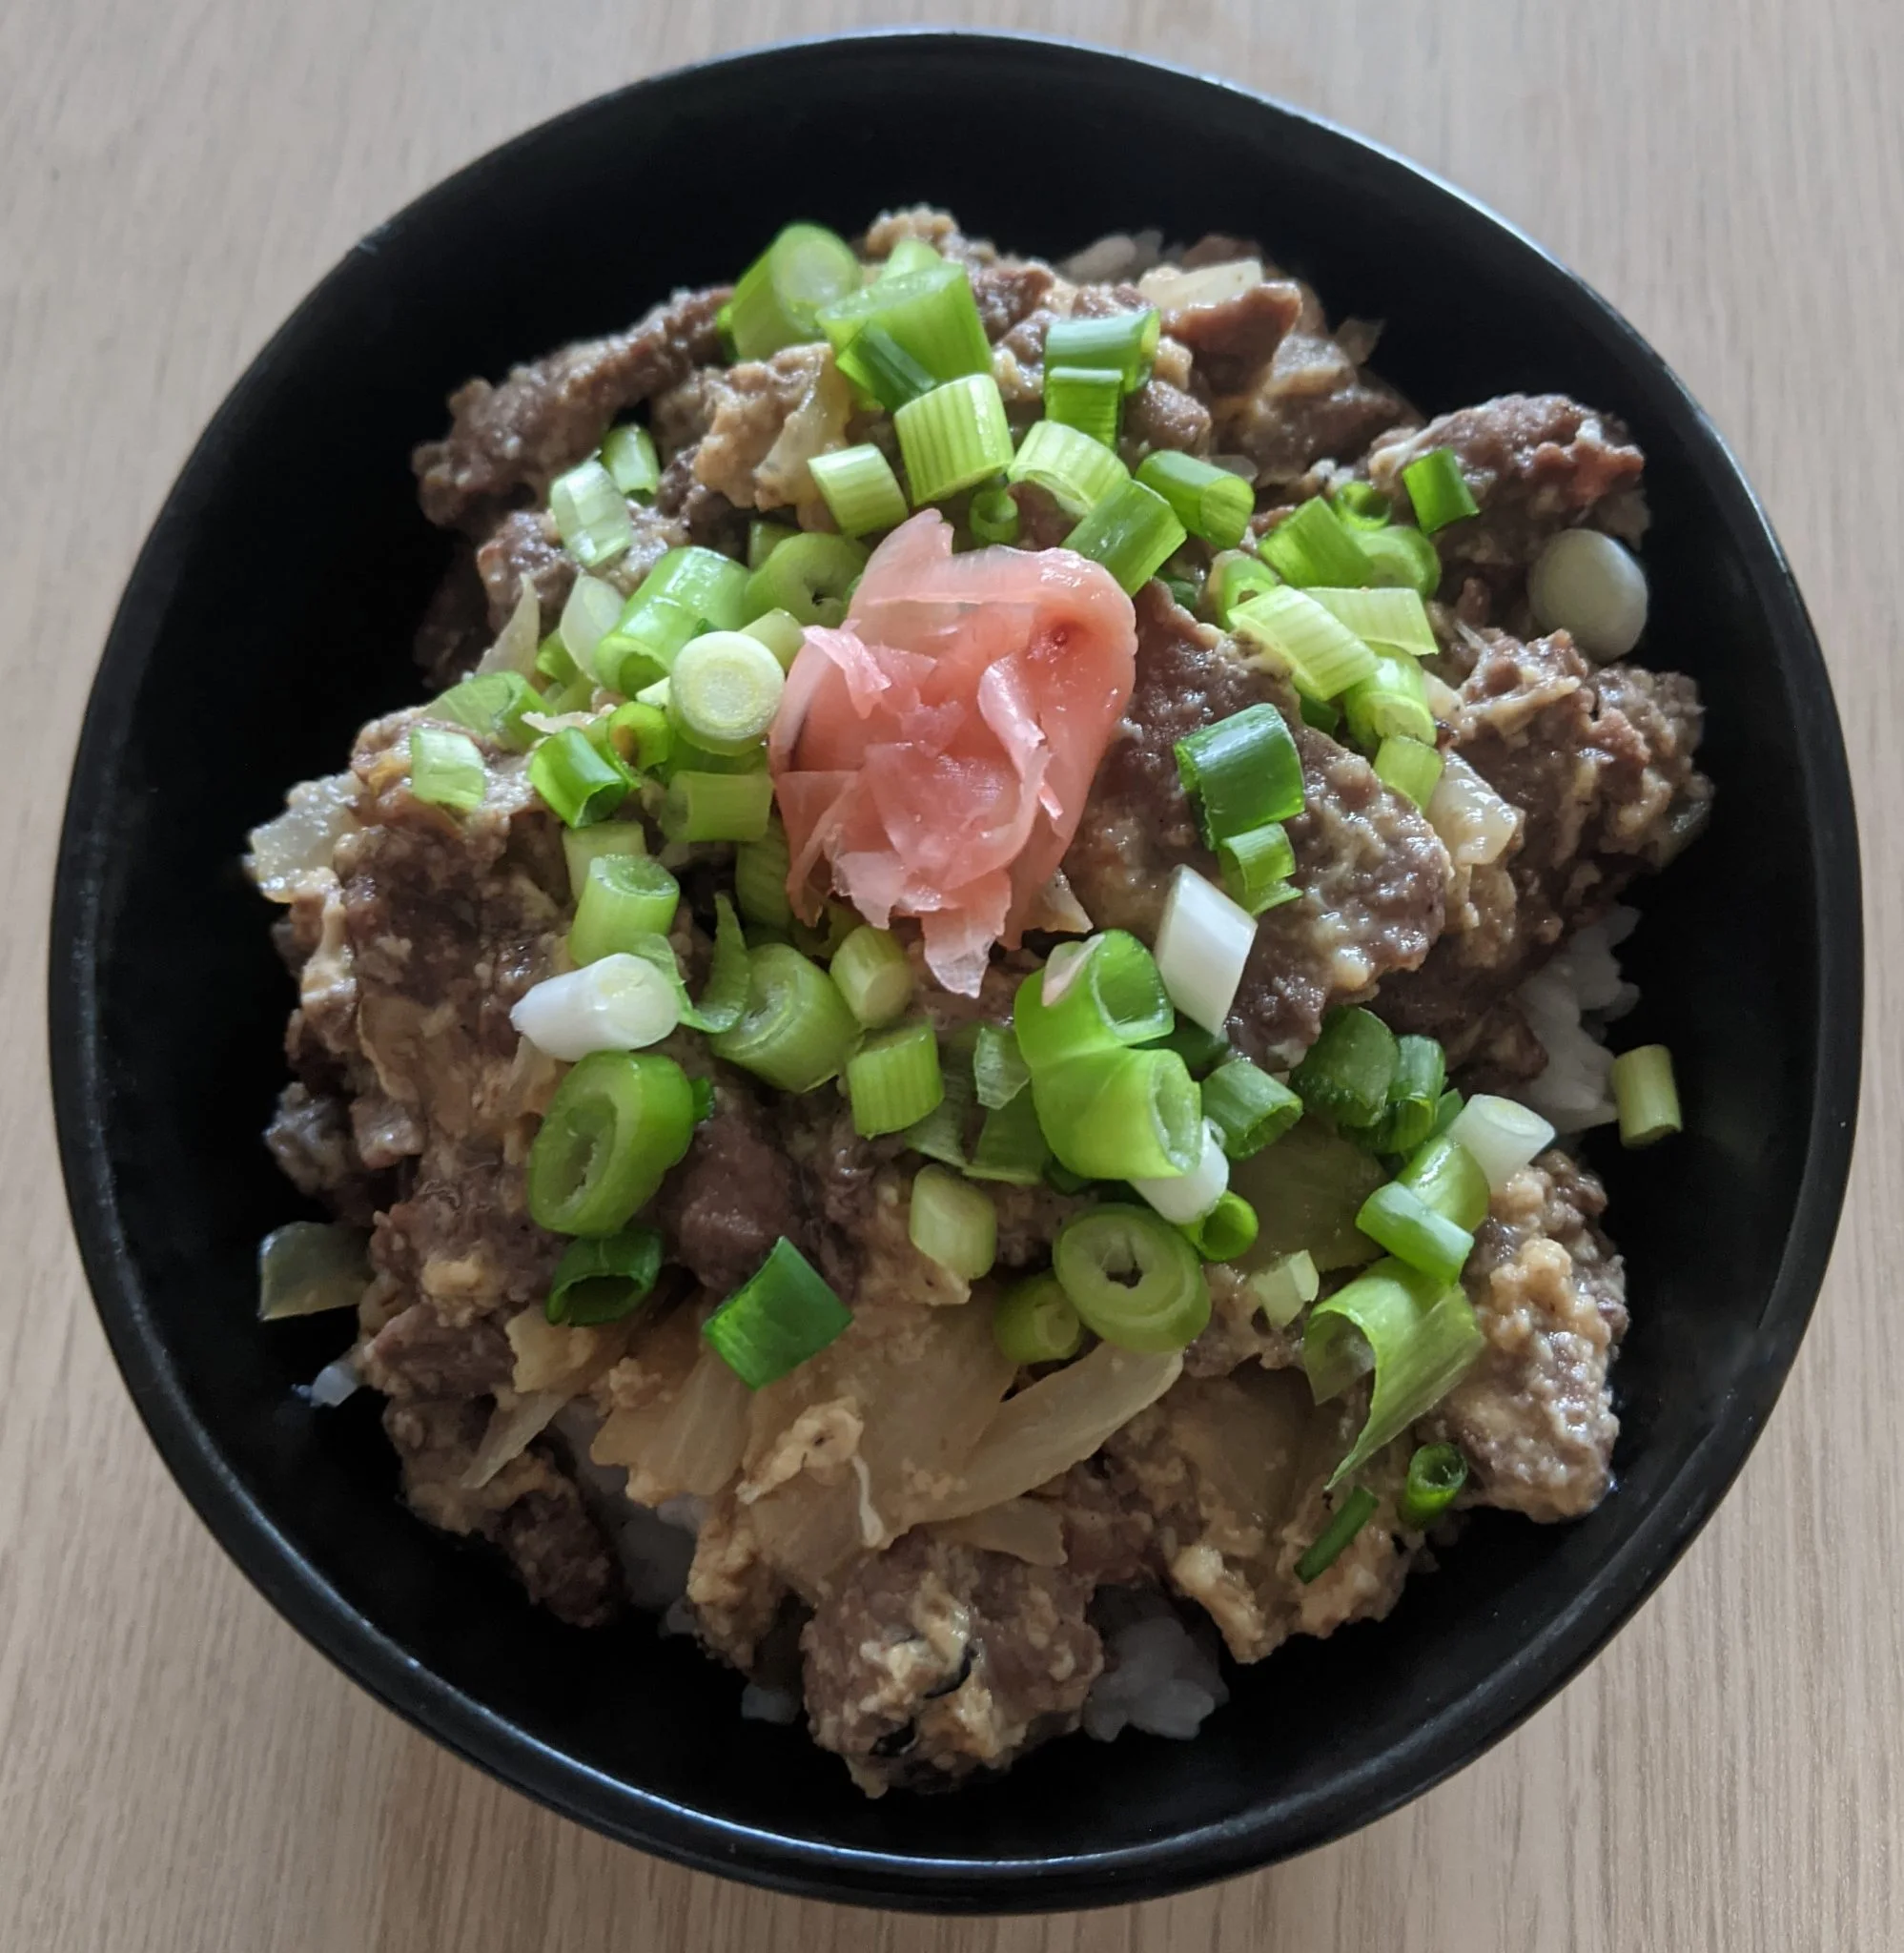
49,27,1863,1914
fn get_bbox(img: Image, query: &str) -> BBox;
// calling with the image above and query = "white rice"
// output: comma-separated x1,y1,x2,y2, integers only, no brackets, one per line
551,1405,698,1611
1084,1590,1229,1742
739,1683,802,1725
1515,906,1642,1133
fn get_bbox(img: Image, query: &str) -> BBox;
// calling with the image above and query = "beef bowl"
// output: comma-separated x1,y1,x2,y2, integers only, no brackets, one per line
50,31,1859,1913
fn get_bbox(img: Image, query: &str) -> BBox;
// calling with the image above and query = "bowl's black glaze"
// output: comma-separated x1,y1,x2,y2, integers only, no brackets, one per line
50,31,1859,1914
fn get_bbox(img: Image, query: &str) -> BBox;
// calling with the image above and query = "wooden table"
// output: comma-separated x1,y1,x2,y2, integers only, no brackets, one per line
7,4,1898,1946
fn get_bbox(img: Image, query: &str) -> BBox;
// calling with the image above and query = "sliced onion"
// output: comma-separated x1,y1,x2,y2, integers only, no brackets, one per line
477,580,543,678
937,1497,1067,1567
1427,752,1521,867
510,956,680,1060
306,1357,360,1408
1154,866,1257,1035
1138,259,1263,311
1133,1120,1229,1223
258,1221,370,1320
1528,529,1648,660
246,774,359,899
1446,1094,1556,1191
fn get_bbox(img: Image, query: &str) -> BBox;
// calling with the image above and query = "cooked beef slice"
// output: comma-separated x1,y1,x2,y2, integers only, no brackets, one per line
384,1399,624,1627
800,1531,1101,1794
1367,394,1647,577
1377,630,1709,1049
1209,283,1417,490
475,509,575,631
264,1081,367,1209
360,1303,515,1399
1102,1367,1415,1662
1159,278,1304,394
1062,584,1445,1062
651,1070,808,1297
414,286,728,531
1420,1151,1627,1521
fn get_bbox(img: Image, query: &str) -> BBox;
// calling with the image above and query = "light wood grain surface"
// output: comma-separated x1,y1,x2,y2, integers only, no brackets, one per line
5,3,1898,1946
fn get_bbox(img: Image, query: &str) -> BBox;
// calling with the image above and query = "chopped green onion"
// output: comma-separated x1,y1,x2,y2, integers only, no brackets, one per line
965,1090,1053,1185
1291,1006,1400,1130
568,853,681,964
843,324,938,411
734,817,792,930
1343,648,1436,749
1612,1044,1682,1147
702,1236,853,1388
748,519,798,569
1181,1190,1259,1262
529,726,632,828
1366,1036,1447,1156
1299,693,1342,735
550,458,633,569
1204,549,1280,627
1259,498,1374,587
1246,1249,1319,1328
1044,364,1122,447
829,924,913,1028
1006,420,1130,517
1445,1094,1555,1191
1044,1161,1094,1196
596,546,751,690
527,1050,695,1235
536,632,580,688
602,700,671,773
1304,1258,1484,1484
789,899,859,963
711,942,859,1092
808,442,909,536
601,424,660,499
1201,1057,1302,1160
1359,524,1443,595
433,670,539,751
1306,586,1439,660
741,607,808,672
1142,1018,1233,1077
1432,1089,1464,1139
847,1018,944,1137
972,1023,1031,1109
1374,735,1444,808
666,630,785,755
879,236,943,280
1153,866,1258,1037
728,223,863,360
1163,574,1200,611
820,259,992,394
511,955,680,1059
1053,1204,1210,1353
561,821,646,901
257,1221,369,1321
602,894,748,1036
1175,703,1305,844
1401,448,1481,533
895,374,1014,504
1137,451,1256,549
658,769,773,844
1355,1180,1475,1285
1230,585,1380,698
1063,480,1188,596
1399,1442,1468,1529
1043,308,1160,392
909,1164,997,1279
544,1227,664,1326
1395,1134,1490,1231
992,1274,1084,1367
715,300,737,361
1034,1048,1202,1182
969,485,1020,545
1218,821,1299,914
743,530,868,627
1296,1486,1380,1582
1331,481,1392,528
903,1026,976,1167
1132,1117,1229,1225
1013,933,1175,1071
408,727,487,814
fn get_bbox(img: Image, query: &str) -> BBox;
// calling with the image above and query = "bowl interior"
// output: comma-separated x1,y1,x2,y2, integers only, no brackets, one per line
52,33,1858,1910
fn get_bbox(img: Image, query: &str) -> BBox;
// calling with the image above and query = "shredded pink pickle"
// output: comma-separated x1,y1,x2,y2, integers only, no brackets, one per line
768,511,1137,994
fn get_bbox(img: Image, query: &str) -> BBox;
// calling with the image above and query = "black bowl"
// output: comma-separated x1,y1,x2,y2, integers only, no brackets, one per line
51,31,1860,1913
